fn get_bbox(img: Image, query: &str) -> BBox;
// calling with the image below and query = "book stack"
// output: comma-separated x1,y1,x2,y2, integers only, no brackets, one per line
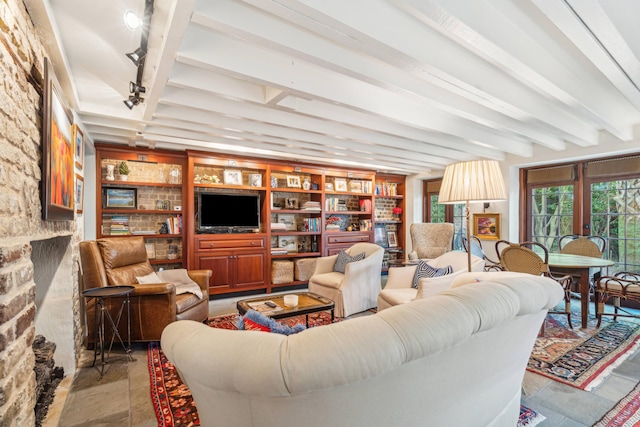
270,247,288,255
271,222,287,231
302,218,319,232
109,216,129,235
325,198,347,211
302,201,321,211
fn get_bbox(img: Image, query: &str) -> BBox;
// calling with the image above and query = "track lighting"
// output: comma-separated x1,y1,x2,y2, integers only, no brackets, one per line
126,47,146,66
123,94,144,110
129,81,146,93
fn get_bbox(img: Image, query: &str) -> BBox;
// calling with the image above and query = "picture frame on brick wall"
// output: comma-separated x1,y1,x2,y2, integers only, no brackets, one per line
42,57,75,220
74,124,84,170
75,174,84,214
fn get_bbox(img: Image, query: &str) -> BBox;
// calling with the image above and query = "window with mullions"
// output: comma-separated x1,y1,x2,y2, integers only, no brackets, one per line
530,185,574,252
430,194,445,223
591,179,640,274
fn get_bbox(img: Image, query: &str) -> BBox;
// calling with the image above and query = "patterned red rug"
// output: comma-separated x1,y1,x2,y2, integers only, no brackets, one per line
148,311,336,427
593,380,640,427
527,313,640,390
518,405,545,427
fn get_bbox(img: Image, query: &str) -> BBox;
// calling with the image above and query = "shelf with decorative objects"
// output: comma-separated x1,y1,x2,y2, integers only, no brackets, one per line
374,174,406,271
95,143,187,270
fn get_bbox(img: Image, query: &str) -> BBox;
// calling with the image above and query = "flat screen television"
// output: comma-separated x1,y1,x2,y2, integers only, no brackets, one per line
198,193,261,233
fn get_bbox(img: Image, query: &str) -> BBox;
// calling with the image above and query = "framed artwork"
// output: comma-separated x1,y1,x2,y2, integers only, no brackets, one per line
286,175,301,188
473,213,501,240
278,236,297,253
223,170,243,185
74,124,84,170
74,174,84,214
249,173,262,187
104,188,137,209
145,242,156,259
270,176,278,188
155,199,170,210
277,214,296,231
334,178,347,192
387,231,398,248
374,223,389,248
349,180,362,193
325,182,334,191
42,57,74,220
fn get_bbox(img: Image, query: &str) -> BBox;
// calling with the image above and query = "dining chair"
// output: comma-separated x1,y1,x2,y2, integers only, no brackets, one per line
462,235,502,271
595,272,640,327
558,234,607,303
496,240,574,329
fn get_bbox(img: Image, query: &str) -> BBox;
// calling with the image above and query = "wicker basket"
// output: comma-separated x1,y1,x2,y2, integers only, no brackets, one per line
271,260,294,284
294,258,317,281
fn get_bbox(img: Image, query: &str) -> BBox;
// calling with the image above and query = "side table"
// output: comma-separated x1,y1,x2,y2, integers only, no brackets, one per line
82,285,135,378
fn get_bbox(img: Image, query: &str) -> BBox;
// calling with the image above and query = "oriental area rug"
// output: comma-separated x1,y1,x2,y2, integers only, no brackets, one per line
527,313,640,391
148,311,336,427
593,380,640,427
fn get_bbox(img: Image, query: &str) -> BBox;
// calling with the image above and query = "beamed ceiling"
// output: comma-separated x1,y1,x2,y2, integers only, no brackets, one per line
27,0,640,175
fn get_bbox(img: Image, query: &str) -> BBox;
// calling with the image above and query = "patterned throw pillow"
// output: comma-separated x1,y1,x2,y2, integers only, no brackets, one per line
411,259,453,288
237,310,306,335
333,250,366,274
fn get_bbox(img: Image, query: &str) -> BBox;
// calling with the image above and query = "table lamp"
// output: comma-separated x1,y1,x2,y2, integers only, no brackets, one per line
438,160,507,272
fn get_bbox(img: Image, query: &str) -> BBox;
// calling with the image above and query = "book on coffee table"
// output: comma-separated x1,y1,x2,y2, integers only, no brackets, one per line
247,300,283,314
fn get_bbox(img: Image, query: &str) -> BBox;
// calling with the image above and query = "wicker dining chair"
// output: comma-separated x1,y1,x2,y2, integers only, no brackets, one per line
462,235,503,271
558,234,607,304
496,240,574,329
595,272,640,327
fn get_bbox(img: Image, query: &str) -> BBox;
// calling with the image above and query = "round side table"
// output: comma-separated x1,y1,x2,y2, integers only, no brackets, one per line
82,285,135,378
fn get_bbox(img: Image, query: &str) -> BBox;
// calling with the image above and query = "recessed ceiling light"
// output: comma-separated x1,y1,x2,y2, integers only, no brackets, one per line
124,10,142,30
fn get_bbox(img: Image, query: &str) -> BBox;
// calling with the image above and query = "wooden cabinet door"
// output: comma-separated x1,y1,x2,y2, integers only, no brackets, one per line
197,253,233,292
235,252,266,288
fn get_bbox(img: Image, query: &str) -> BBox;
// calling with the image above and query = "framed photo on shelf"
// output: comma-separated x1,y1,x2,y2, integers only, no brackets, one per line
286,175,301,188
334,178,347,192
387,231,398,248
278,236,297,253
277,214,296,231
104,188,137,209
325,182,334,191
249,173,262,187
145,242,156,259
155,199,170,210
74,174,84,214
223,170,243,185
374,223,389,248
349,180,362,193
473,213,501,240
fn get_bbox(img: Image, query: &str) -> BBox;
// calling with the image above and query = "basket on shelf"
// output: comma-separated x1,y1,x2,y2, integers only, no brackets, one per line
294,258,317,281
271,260,294,284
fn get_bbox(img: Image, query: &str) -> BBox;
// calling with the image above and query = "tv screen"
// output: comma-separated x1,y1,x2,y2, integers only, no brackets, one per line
198,193,260,231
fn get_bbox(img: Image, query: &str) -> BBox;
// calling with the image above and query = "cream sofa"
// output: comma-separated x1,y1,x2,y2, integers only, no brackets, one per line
161,273,562,427
377,250,484,311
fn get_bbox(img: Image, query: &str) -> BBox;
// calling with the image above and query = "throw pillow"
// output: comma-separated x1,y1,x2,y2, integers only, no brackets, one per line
136,271,161,284
333,250,366,274
411,260,453,289
237,310,306,335
156,269,203,299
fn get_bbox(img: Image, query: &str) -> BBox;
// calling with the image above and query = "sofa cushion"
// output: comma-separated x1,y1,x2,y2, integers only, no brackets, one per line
333,250,365,273
379,288,418,306
237,310,306,335
309,272,345,289
412,260,453,288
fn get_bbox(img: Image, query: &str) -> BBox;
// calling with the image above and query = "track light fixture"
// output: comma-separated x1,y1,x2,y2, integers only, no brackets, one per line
129,81,146,93
123,94,144,110
126,47,146,66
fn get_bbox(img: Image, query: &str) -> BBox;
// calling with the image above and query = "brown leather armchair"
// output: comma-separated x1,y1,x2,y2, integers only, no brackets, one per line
79,237,211,344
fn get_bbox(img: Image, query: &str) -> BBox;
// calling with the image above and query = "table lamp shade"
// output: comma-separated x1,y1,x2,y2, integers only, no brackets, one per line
438,160,507,204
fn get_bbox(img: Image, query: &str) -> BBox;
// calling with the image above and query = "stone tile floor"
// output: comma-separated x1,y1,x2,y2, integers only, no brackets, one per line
45,298,640,426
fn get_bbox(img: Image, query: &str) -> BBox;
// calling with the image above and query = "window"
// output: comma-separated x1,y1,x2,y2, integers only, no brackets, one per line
423,179,464,250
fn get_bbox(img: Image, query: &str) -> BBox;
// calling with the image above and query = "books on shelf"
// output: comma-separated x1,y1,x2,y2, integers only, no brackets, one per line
109,215,130,235
325,198,347,211
301,201,321,211
375,182,398,196
164,215,182,234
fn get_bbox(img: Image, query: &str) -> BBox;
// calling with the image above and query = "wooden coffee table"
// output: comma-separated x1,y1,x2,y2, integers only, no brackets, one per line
237,292,335,327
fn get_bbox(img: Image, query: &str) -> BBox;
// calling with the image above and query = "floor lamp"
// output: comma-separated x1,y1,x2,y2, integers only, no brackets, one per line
438,160,507,272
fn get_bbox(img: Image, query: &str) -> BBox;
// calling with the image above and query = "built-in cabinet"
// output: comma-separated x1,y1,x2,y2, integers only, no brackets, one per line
95,144,187,270
95,145,405,295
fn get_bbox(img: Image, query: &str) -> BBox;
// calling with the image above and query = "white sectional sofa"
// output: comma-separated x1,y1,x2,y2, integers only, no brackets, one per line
161,272,562,427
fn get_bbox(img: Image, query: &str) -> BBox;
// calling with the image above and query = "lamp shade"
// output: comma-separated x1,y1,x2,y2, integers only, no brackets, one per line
438,160,507,204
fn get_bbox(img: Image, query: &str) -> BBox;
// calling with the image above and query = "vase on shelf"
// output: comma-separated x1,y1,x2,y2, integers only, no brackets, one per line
106,164,115,181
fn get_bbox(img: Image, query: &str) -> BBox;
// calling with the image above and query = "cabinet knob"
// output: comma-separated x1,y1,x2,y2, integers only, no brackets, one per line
250,241,255,246
209,243,215,248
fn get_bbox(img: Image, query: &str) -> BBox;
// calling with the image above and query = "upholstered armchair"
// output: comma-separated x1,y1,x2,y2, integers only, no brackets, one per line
377,251,484,311
79,237,211,344
409,223,454,260
308,242,384,317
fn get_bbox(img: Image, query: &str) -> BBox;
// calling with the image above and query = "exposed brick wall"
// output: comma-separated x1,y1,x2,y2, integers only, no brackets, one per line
1,1,81,425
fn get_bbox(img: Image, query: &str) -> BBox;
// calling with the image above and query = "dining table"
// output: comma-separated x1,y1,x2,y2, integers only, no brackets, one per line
547,253,614,328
